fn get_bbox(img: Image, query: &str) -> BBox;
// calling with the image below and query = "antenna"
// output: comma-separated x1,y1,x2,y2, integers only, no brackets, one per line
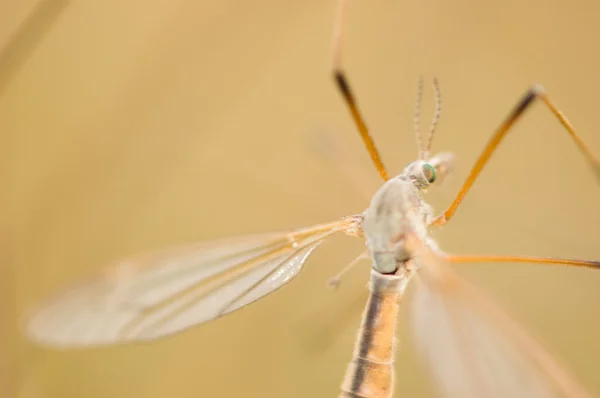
414,76,424,158
424,78,442,159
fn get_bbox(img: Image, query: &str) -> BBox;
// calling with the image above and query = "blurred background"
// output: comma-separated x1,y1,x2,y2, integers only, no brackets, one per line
3,0,600,397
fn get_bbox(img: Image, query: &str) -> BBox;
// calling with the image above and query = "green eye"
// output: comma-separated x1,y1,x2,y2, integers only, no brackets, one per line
422,163,436,183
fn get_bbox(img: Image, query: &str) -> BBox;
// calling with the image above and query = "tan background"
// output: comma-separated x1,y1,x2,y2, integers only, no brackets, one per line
3,0,600,397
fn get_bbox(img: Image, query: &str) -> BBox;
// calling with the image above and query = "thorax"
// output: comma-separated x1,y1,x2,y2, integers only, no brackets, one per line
361,177,432,273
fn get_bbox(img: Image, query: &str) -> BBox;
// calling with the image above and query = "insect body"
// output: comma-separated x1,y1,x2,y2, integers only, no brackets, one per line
23,0,600,397
363,156,451,274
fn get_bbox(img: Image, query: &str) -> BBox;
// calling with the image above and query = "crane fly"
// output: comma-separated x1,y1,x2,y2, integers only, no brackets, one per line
24,0,600,397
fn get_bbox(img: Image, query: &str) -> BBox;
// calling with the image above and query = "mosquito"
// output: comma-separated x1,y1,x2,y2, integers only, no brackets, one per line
25,0,600,397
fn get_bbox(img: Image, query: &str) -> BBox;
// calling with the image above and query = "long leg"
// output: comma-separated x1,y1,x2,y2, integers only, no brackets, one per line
328,249,369,289
432,85,600,227
332,0,389,181
311,127,379,201
448,254,600,270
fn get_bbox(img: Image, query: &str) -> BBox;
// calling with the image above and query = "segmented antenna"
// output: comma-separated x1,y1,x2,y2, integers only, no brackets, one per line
414,76,424,159
424,78,442,159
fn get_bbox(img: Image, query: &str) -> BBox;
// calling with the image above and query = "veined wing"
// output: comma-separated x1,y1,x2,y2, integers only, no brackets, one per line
25,216,361,348
406,237,591,398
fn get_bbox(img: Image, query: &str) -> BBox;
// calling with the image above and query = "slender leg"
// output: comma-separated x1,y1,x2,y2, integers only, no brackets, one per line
328,250,370,289
311,127,379,201
332,0,389,181
432,85,600,227
448,254,600,270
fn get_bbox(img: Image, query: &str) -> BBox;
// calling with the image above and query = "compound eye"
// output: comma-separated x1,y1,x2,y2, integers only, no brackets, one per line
422,163,436,183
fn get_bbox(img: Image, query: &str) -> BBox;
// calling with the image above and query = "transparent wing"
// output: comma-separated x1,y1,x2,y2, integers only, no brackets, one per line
407,240,591,398
25,217,360,348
